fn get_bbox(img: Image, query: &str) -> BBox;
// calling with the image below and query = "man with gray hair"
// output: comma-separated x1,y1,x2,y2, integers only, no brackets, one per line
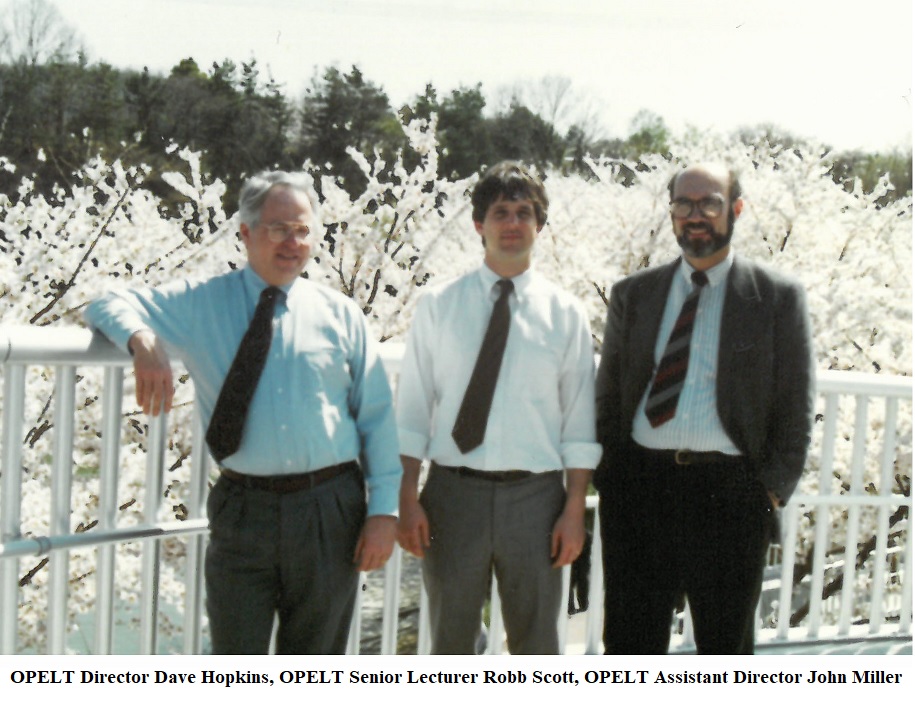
85,171,401,654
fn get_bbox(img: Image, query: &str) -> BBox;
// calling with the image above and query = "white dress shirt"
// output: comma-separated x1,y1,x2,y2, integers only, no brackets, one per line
631,251,742,454
396,264,602,472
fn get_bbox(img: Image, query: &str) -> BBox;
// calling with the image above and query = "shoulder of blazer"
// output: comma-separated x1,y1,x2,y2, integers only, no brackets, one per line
610,260,681,351
728,255,804,302
614,258,680,300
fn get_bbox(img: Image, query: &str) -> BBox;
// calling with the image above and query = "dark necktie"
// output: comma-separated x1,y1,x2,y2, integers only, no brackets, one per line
451,278,514,454
644,270,709,428
206,286,281,463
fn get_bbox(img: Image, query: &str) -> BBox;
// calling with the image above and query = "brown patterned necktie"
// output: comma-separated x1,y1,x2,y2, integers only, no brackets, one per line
644,270,709,428
451,278,514,454
206,286,281,463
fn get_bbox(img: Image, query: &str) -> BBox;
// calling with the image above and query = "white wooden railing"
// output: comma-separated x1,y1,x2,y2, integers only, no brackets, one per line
0,325,911,654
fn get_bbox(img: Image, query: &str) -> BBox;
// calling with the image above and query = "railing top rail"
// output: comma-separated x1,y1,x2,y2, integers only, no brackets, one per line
816,368,912,398
2,325,913,397
2,325,128,366
1,326,407,368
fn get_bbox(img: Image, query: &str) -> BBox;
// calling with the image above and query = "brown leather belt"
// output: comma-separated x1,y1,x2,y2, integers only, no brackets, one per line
636,446,743,467
220,461,358,493
436,464,535,483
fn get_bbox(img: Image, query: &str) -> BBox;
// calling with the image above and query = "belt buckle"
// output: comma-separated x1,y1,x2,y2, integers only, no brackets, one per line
674,450,691,465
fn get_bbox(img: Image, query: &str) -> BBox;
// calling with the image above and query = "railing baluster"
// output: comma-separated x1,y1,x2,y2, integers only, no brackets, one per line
557,563,571,652
417,584,431,654
95,366,124,654
869,397,898,632
679,601,695,651
381,544,403,654
347,572,365,654
900,519,913,635
838,394,869,634
0,365,26,655
776,503,801,640
487,576,504,655
48,365,77,653
139,412,167,654
585,507,604,655
808,391,840,638
183,410,209,655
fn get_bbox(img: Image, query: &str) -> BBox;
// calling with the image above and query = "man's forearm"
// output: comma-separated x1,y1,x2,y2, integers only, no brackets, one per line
563,468,591,512
399,455,423,503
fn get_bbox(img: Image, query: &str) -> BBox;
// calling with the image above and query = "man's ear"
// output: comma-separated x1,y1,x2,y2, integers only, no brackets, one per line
474,220,486,247
732,198,744,219
240,222,252,246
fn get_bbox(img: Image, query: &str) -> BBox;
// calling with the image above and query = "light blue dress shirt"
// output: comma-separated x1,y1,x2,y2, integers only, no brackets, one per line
84,266,401,516
631,251,742,455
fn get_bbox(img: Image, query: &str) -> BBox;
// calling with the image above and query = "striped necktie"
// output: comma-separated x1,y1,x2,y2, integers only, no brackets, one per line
644,270,709,428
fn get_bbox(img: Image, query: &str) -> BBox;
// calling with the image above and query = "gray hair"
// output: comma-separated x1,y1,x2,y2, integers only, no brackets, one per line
238,170,319,229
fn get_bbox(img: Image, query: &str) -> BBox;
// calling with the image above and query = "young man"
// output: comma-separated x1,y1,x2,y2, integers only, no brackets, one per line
84,171,401,654
396,161,601,654
594,162,815,654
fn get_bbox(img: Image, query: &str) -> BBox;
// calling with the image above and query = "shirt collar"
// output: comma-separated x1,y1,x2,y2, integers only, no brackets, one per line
241,265,295,308
477,263,533,299
679,249,734,289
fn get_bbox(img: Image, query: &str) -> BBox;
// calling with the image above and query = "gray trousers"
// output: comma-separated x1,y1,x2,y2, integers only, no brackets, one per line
204,469,365,654
420,464,566,654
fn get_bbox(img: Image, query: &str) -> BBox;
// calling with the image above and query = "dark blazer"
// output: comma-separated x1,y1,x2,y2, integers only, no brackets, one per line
594,255,816,503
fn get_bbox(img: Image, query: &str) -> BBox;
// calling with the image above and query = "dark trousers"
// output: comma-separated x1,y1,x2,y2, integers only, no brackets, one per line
599,445,775,654
421,464,566,654
204,469,365,654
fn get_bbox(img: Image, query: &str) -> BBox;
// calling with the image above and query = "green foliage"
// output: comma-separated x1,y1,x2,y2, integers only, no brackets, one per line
403,82,494,179
404,85,569,177
732,122,913,204
0,36,908,217
489,102,565,170
0,55,293,212
293,65,403,197
436,84,493,178
829,148,912,204
623,109,671,160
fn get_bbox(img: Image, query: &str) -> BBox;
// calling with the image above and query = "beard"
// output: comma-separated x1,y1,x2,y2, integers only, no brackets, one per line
676,210,735,258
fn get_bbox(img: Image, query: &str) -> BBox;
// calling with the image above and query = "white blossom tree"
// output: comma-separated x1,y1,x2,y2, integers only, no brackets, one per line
0,117,910,650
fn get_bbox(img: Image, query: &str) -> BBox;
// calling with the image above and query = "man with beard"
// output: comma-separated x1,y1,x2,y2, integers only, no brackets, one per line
594,163,815,654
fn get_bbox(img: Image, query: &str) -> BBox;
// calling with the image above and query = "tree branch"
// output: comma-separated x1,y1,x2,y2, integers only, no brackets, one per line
29,185,132,324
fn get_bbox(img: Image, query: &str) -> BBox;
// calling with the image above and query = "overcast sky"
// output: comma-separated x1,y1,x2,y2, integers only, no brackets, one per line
50,0,912,152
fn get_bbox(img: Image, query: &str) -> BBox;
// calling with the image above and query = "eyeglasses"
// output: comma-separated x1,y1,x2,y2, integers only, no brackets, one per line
263,222,311,243
669,196,727,219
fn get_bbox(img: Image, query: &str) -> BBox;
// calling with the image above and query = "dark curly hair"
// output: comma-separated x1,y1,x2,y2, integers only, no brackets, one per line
471,161,548,228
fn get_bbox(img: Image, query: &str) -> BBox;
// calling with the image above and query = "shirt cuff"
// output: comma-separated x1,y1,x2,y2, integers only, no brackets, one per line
397,427,430,461
560,442,603,471
366,482,399,517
